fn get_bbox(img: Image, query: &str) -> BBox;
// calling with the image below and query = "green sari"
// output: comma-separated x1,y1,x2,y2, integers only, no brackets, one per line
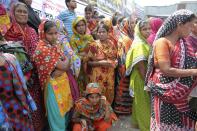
126,22,151,131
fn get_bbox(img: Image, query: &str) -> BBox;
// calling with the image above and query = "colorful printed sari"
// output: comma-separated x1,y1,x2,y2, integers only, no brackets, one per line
126,22,151,131
114,30,133,115
70,17,94,94
0,53,36,130
4,3,45,130
87,40,118,104
145,10,197,130
33,21,73,131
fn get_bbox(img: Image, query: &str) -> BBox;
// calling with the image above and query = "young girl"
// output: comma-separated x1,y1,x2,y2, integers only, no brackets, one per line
33,20,73,131
72,83,117,131
87,24,118,104
70,17,94,94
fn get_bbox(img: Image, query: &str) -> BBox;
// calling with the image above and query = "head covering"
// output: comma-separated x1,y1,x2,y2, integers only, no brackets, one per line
126,21,150,76
145,9,195,86
147,18,163,45
85,83,101,96
33,20,64,89
55,19,81,78
70,17,94,54
74,82,117,121
4,2,38,56
0,4,11,36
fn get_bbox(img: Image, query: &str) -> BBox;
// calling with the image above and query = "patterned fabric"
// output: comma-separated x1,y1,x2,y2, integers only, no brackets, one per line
147,18,163,45
33,20,73,115
0,53,36,130
0,4,11,36
55,19,81,78
0,101,11,130
126,22,151,131
145,9,197,130
114,30,133,115
57,9,77,39
4,4,38,57
70,17,94,55
85,83,101,95
70,17,94,94
87,19,97,33
187,33,197,97
87,40,118,104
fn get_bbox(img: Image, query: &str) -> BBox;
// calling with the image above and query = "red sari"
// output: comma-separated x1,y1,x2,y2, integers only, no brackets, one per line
4,19,45,131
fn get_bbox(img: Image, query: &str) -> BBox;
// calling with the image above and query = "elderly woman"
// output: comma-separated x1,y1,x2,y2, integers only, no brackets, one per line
4,2,45,131
146,10,197,130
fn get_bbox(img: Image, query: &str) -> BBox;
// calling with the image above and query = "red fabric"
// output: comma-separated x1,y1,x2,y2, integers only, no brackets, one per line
4,23,38,56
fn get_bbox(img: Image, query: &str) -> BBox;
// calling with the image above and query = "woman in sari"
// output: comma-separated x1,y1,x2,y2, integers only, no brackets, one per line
4,2,46,130
113,18,134,115
55,19,80,102
147,17,163,45
0,33,36,130
33,20,73,131
126,20,151,131
72,83,117,131
87,24,118,104
70,17,94,94
145,10,197,130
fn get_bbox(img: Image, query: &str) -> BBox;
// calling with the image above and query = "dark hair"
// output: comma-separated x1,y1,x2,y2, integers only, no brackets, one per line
97,23,109,32
86,93,101,99
182,14,195,24
65,0,71,7
98,15,105,19
139,20,149,30
135,18,141,24
85,4,94,12
118,16,125,24
44,21,56,33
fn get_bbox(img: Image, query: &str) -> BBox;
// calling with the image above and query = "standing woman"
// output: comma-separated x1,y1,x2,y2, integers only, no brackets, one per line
146,10,197,130
33,20,73,131
4,2,46,130
126,20,151,131
55,19,81,102
18,0,41,33
70,17,94,94
87,24,118,104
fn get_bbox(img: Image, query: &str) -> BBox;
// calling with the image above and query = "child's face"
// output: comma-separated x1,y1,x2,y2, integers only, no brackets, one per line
85,11,93,21
45,26,58,44
88,94,100,106
97,27,108,41
76,20,86,35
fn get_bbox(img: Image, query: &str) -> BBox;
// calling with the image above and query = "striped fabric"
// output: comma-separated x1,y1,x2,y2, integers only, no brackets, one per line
57,10,77,40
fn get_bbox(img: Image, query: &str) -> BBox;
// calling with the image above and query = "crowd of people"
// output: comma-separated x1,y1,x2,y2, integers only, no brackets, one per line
0,0,197,131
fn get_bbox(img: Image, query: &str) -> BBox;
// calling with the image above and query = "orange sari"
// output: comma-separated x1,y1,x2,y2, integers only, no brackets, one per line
87,40,118,104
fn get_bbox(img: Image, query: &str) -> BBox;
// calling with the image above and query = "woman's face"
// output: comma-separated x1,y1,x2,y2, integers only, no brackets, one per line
45,26,58,44
88,94,100,106
97,27,108,41
178,21,193,38
140,23,151,39
24,0,32,6
14,5,28,25
76,20,86,35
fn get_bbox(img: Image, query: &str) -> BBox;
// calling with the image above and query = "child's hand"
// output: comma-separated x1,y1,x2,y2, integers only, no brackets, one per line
80,119,87,128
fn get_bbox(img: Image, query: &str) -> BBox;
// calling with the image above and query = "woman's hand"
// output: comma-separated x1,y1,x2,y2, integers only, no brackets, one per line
51,69,64,78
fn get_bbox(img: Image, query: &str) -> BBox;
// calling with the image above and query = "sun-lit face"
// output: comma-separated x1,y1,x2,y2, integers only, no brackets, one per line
97,27,108,41
76,20,86,35
85,11,93,21
177,21,193,38
88,93,101,106
14,4,28,25
140,23,151,39
191,18,197,35
45,26,58,44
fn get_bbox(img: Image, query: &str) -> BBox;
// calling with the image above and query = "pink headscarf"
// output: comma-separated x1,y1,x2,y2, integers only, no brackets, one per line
147,17,163,45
